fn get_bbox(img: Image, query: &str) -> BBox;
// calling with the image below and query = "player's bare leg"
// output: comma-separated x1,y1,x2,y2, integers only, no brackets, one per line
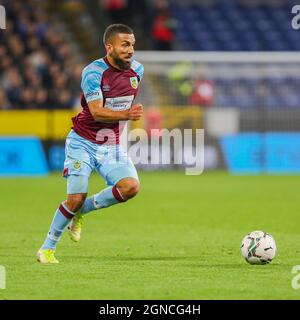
67,193,87,242
66,193,87,212
115,177,140,200
69,177,139,242
37,193,87,264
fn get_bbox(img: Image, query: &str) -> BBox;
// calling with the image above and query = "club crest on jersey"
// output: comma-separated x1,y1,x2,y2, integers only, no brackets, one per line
73,161,81,170
130,77,138,89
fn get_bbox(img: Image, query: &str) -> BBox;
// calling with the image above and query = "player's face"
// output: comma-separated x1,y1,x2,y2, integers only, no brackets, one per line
107,33,135,70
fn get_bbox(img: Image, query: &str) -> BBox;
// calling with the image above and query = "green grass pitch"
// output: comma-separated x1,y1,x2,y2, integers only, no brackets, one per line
0,171,300,300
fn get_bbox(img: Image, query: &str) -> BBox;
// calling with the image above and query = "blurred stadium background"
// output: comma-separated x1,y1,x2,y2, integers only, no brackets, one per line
1,0,300,175
0,0,300,175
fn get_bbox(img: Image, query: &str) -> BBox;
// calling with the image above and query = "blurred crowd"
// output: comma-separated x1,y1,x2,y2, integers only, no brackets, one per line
101,0,176,50
0,0,176,110
0,0,82,110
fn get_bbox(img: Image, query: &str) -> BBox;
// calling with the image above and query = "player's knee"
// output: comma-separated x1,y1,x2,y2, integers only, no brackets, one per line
65,193,87,212
127,181,140,198
116,179,140,200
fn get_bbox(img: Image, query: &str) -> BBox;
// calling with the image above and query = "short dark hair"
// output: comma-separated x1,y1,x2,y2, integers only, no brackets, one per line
103,24,134,45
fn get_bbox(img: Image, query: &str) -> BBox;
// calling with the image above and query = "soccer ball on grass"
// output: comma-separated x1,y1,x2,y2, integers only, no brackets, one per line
241,230,276,265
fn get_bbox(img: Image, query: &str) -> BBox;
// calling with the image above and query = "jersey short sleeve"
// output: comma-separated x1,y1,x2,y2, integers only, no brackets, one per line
81,59,108,103
131,60,144,82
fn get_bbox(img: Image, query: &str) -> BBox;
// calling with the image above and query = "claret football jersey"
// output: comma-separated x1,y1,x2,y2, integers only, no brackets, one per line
72,57,144,144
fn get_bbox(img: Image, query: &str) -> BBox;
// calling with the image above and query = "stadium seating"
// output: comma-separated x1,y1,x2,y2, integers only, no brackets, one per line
170,1,299,51
164,0,300,109
211,74,300,109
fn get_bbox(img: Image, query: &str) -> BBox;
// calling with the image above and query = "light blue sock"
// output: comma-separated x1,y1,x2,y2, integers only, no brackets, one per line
41,203,75,250
80,185,125,215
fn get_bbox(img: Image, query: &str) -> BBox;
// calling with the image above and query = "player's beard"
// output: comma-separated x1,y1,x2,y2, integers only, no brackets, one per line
111,51,131,70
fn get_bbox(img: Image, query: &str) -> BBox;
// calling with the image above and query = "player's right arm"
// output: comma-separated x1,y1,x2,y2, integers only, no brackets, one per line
81,63,142,122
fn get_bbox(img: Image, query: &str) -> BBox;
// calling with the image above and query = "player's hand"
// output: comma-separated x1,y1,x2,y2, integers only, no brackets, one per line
128,104,143,121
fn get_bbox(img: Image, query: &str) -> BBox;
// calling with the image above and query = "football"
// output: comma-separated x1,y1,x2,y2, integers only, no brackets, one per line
241,231,276,265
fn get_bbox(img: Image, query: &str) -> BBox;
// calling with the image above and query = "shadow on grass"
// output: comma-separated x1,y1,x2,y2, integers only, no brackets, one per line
2,254,287,269
61,255,287,268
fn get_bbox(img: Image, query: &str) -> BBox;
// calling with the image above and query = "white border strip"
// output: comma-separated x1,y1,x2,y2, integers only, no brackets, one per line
134,51,300,63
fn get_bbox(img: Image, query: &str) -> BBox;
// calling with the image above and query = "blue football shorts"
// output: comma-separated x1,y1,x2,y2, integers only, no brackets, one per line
63,130,139,194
